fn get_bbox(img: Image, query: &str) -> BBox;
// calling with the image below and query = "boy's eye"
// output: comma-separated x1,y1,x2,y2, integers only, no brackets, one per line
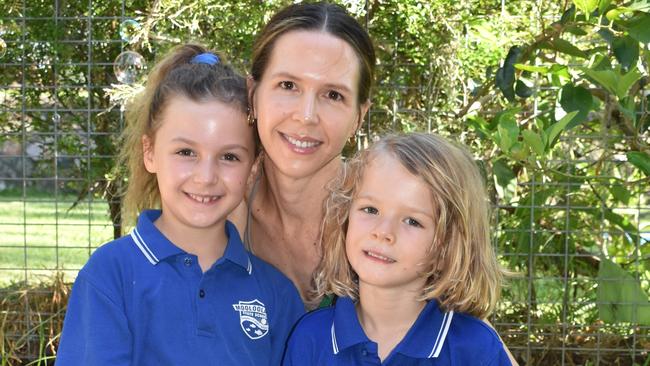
361,206,378,215
405,218,423,228
176,149,195,157
279,81,295,90
222,153,240,162
327,90,344,102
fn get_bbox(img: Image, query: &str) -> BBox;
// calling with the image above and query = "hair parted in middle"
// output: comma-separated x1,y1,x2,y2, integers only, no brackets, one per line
118,44,250,226
314,132,506,319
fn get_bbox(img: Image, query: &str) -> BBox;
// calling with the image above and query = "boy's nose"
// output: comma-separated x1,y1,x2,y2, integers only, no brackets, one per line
371,219,395,244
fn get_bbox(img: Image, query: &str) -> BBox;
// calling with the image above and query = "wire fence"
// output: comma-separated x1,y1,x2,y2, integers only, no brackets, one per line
1,0,649,365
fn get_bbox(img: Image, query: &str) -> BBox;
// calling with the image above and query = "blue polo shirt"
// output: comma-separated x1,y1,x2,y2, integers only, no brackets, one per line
57,210,304,366
283,296,511,365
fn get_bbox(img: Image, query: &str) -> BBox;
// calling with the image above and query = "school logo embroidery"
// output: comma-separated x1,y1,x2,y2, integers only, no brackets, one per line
232,299,269,340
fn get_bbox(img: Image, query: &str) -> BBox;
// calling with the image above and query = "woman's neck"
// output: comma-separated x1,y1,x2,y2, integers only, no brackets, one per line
260,155,342,225
356,286,426,361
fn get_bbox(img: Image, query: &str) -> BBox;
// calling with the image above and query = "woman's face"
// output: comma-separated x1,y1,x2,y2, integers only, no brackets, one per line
251,30,369,179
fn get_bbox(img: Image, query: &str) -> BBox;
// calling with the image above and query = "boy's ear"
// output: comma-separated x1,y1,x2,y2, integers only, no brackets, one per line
142,135,156,173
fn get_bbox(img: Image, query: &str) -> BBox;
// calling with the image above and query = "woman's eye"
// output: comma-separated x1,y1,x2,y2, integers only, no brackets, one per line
176,149,195,157
279,81,295,90
222,153,240,162
327,90,343,101
405,218,423,228
361,206,378,215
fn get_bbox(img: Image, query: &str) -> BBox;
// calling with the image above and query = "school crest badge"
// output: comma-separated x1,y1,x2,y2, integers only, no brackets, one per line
232,299,269,340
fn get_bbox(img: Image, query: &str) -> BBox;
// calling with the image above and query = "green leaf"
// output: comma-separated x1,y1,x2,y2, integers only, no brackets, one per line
573,0,599,17
580,67,618,95
496,114,519,151
616,68,642,99
609,184,631,205
492,159,517,200
629,14,650,43
612,36,640,70
597,257,650,325
495,46,521,102
515,79,534,98
599,0,612,14
522,130,545,156
541,39,589,58
627,151,650,176
545,111,578,148
559,84,592,128
514,64,549,73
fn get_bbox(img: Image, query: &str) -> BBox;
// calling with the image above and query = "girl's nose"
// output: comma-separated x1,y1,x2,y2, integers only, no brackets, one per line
193,159,219,184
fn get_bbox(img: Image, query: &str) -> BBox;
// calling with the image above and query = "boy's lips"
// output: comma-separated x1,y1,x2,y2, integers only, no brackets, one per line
363,250,396,263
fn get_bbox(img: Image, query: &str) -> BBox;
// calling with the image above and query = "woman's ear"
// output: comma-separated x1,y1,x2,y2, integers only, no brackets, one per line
142,135,156,173
357,100,372,131
247,76,257,117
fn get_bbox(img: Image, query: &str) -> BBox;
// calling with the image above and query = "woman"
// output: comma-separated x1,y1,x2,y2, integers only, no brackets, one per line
236,2,373,302
234,2,517,363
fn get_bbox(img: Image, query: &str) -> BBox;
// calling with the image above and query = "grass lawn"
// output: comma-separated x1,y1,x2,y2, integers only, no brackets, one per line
0,190,115,285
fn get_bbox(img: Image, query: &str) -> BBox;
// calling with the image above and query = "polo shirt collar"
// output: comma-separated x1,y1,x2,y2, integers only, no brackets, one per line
220,220,253,274
394,299,454,359
131,210,184,264
331,296,371,355
331,296,454,360
131,210,252,274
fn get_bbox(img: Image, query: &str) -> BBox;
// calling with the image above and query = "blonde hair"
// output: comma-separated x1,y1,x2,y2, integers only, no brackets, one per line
118,44,249,226
314,132,506,318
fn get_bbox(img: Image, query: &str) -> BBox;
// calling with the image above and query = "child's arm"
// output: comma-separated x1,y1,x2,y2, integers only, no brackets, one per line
56,272,132,365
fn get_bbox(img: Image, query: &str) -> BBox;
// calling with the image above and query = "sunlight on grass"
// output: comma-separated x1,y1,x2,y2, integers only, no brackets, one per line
0,193,114,285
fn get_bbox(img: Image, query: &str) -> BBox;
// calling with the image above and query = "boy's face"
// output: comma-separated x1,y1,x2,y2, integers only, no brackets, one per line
345,154,436,296
143,96,254,233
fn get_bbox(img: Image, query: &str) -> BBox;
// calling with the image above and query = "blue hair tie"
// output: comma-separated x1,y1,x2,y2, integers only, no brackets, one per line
190,52,220,65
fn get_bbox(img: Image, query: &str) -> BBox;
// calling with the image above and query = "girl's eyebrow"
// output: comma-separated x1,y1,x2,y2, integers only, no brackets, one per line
170,137,250,152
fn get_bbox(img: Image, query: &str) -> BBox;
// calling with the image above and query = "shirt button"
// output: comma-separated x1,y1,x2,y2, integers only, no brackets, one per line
199,289,205,298
361,349,368,356
183,257,192,266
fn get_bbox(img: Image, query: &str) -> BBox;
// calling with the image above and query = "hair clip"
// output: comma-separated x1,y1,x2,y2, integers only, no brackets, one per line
190,52,220,65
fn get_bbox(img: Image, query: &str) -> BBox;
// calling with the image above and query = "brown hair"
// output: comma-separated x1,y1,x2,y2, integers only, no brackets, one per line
118,44,249,226
314,133,507,318
250,1,375,105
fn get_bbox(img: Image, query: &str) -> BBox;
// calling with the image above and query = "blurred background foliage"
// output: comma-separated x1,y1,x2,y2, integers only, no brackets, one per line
0,0,649,364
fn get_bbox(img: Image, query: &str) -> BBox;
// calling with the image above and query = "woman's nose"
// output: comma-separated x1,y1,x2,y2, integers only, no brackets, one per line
296,93,318,124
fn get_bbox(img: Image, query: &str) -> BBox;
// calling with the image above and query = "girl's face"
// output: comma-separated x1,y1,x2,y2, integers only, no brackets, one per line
251,30,370,179
143,96,254,232
345,154,436,295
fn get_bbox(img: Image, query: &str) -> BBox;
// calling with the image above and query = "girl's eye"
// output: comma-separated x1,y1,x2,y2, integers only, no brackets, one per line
222,153,240,162
405,218,423,228
279,81,295,90
327,90,343,102
361,206,378,215
176,149,195,157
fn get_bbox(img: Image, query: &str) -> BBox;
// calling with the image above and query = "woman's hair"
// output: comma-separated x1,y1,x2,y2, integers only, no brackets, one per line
314,133,506,318
250,1,376,106
118,44,249,226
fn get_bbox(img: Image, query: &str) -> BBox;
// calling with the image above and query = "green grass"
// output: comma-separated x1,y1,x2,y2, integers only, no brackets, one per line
0,190,114,285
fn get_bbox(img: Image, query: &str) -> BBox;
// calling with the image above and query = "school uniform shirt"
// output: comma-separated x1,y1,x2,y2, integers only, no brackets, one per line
57,209,304,366
282,296,511,366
